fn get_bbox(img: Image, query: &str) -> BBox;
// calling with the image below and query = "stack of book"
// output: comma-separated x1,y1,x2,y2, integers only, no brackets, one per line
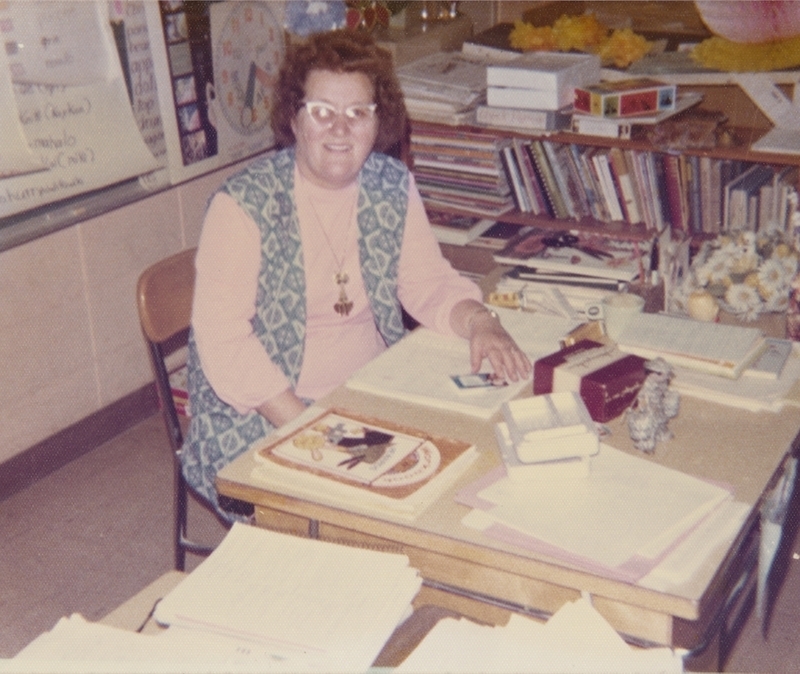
396,51,488,126
477,51,600,134
410,121,516,218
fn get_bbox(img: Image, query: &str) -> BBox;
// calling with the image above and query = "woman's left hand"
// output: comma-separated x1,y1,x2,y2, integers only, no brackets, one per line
467,309,532,383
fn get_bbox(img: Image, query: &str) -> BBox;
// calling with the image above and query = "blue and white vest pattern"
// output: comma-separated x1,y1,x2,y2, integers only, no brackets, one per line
182,148,409,517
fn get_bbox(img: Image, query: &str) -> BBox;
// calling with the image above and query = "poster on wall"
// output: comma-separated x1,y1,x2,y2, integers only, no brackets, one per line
145,0,286,185
0,0,162,219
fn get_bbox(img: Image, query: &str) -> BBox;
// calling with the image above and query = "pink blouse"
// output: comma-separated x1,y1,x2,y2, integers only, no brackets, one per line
192,166,481,414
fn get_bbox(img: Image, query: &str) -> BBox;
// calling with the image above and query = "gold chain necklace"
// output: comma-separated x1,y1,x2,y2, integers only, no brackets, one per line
304,178,359,316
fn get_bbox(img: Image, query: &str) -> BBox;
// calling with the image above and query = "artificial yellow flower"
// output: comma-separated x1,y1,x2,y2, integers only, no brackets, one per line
509,20,557,51
551,13,608,52
597,28,654,69
692,34,800,72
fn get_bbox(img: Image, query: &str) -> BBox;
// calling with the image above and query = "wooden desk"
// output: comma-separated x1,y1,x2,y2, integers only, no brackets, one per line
217,383,799,670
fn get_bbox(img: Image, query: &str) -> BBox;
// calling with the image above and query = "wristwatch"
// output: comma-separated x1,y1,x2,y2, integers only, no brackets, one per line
468,307,500,332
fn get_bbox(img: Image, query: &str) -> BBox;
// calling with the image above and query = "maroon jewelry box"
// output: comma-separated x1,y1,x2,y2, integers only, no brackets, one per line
533,339,647,422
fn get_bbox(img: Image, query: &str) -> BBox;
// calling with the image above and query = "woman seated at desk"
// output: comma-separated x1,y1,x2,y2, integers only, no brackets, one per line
184,30,531,520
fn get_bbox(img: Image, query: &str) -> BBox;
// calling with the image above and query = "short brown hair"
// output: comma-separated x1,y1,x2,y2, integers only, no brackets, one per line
271,30,407,153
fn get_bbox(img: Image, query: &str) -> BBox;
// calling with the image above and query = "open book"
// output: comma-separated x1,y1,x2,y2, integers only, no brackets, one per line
614,312,767,379
253,407,477,521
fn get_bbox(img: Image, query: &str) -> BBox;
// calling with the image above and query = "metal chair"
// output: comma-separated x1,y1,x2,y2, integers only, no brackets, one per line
136,247,214,571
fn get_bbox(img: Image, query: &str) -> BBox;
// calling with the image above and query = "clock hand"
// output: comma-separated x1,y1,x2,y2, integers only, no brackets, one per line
253,63,274,89
244,61,257,109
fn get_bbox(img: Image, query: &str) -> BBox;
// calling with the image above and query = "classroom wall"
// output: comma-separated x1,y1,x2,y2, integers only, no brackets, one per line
0,161,246,466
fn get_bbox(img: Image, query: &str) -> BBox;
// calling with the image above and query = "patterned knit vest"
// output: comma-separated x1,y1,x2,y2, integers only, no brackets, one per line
181,148,409,516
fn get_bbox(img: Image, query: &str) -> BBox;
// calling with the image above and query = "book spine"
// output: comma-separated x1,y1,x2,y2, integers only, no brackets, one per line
524,143,555,218
608,146,642,225
476,104,564,131
499,145,531,212
685,154,703,234
662,154,687,232
577,146,612,223
529,140,569,219
512,138,546,215
542,140,576,219
557,144,592,220
486,86,563,111
591,149,625,222
570,115,633,140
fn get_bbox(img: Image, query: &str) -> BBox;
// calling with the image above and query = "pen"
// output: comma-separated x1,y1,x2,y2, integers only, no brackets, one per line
650,238,660,285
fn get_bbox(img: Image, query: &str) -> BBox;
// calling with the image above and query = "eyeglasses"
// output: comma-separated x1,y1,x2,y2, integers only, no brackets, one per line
301,101,377,128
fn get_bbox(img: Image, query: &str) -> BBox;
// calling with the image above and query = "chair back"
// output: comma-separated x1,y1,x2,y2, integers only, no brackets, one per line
137,248,212,569
137,247,196,345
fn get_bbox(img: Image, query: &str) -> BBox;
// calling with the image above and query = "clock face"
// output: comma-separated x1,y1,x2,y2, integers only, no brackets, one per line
214,1,284,136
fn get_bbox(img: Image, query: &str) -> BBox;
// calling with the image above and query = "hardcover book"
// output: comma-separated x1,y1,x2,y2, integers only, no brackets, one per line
475,104,572,132
573,78,676,118
487,85,569,112
486,51,600,97
256,408,476,503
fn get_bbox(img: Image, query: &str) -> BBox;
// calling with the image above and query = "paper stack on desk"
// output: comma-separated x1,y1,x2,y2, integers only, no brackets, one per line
458,444,733,582
14,523,423,672
154,523,422,672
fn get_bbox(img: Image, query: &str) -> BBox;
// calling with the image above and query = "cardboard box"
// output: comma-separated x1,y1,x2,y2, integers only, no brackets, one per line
533,340,647,422
573,78,676,117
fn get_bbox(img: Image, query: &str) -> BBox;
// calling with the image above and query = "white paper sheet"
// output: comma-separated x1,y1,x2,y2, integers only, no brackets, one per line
397,596,684,673
346,308,579,419
466,444,732,569
153,523,421,673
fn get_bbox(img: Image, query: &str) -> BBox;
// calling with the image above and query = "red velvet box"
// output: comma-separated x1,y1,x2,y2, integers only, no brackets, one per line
533,340,647,422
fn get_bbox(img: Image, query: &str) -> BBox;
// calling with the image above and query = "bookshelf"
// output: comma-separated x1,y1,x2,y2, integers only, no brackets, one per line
410,112,800,244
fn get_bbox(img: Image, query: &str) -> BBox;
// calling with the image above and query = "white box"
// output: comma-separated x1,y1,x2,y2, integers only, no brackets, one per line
501,391,599,464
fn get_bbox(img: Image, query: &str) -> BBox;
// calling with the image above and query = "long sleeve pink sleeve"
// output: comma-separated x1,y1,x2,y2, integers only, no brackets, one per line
192,193,292,415
396,176,482,332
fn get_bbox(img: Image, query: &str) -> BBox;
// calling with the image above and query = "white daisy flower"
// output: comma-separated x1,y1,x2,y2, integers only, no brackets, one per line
765,292,790,313
725,283,762,321
695,250,732,285
757,258,790,298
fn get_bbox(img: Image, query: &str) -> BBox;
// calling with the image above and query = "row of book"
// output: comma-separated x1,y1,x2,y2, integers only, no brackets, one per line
410,121,515,218
483,135,799,235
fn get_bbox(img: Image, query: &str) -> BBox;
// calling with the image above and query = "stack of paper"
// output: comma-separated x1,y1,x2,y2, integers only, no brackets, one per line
458,444,733,582
345,308,581,420
15,523,422,673
396,51,487,125
155,523,422,672
397,596,684,673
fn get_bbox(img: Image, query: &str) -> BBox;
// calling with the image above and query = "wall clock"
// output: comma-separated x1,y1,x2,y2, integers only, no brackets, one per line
212,1,284,136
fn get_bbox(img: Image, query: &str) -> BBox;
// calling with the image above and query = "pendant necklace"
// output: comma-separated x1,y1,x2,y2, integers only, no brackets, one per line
305,180,359,317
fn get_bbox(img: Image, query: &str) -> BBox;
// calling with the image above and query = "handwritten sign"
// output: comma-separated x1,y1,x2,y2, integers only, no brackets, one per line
0,77,160,219
0,1,160,219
